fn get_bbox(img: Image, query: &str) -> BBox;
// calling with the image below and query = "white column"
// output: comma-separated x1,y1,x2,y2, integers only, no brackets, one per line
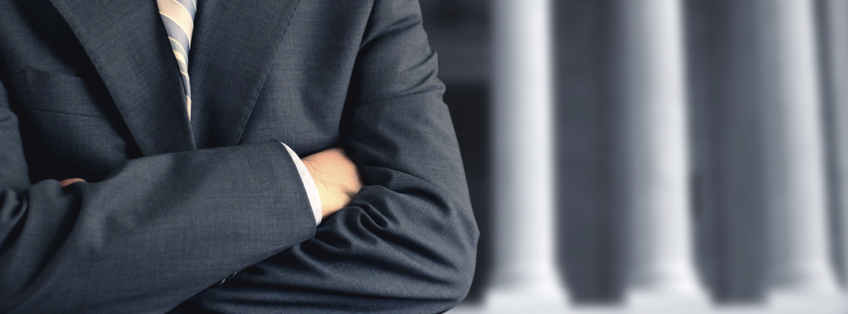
823,0,848,291
616,0,707,305
757,0,840,297
485,0,568,311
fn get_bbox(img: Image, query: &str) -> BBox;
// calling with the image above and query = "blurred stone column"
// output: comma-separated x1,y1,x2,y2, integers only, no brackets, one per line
615,0,707,306
756,0,840,298
484,0,568,311
823,0,848,290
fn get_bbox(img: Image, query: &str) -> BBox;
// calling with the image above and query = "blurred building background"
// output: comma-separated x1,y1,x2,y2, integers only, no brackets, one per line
419,0,848,312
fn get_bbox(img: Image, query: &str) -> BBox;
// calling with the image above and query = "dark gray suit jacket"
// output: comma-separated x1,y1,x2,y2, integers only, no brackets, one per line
0,0,479,313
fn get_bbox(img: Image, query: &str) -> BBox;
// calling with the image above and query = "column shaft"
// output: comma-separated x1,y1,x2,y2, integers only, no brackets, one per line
759,0,839,294
616,0,705,298
488,0,568,307
823,0,848,290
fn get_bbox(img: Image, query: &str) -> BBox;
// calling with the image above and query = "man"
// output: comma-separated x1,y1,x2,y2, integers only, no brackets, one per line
0,0,479,312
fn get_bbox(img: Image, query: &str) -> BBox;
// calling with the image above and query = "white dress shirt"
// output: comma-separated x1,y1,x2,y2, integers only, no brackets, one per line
282,143,323,225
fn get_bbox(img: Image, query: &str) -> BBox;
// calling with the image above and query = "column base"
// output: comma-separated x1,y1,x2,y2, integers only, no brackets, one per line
625,267,709,311
767,291,847,314
767,265,840,295
767,267,844,314
625,290,710,313
481,275,569,314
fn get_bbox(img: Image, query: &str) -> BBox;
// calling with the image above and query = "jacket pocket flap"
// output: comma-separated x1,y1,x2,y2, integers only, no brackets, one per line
23,69,118,119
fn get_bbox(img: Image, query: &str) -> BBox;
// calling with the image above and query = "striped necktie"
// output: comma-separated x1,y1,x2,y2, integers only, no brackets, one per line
157,0,196,120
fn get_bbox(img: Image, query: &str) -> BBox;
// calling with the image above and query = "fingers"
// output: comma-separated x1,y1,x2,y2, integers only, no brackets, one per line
59,178,86,187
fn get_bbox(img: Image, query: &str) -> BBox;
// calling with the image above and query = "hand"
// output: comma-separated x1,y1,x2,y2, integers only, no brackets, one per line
301,147,363,218
60,178,85,187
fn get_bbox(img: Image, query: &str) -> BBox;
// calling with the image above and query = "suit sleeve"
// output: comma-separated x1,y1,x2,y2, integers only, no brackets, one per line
171,1,480,313
0,69,318,312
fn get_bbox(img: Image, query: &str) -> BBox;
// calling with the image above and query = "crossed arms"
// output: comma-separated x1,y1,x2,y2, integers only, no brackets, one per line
58,147,363,221
0,1,478,313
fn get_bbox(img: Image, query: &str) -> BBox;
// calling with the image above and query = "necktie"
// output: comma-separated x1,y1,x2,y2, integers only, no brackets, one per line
157,0,196,120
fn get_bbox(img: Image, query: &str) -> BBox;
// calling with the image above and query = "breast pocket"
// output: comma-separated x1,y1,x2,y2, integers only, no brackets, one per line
20,69,137,182
23,69,120,119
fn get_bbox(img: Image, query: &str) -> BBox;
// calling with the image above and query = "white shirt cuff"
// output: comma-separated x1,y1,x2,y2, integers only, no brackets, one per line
281,143,322,225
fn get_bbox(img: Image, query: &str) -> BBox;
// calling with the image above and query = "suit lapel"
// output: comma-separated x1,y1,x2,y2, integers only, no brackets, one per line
49,0,196,156
189,0,302,149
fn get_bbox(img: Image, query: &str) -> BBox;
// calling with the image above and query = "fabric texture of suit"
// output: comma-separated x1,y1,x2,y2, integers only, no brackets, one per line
0,0,479,313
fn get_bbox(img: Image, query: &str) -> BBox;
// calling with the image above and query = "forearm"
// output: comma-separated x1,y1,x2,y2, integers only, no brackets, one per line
0,140,316,313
